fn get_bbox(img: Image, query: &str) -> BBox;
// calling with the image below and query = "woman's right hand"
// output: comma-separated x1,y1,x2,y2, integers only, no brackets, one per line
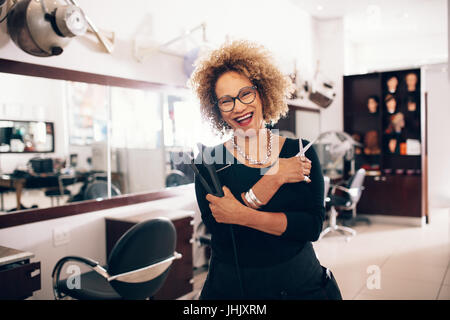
269,156,312,185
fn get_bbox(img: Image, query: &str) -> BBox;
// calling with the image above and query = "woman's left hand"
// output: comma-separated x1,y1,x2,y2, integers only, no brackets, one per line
206,186,246,224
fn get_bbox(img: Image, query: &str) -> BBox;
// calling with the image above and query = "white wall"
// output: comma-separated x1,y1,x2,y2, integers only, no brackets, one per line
295,110,321,141
348,35,447,74
312,18,345,133
0,0,315,86
344,0,448,75
425,63,450,208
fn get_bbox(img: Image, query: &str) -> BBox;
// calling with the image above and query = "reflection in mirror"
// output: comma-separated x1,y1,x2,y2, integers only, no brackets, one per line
0,67,221,216
0,120,54,153
0,72,112,213
162,92,223,188
66,81,111,202
110,86,163,194
66,82,109,146
0,73,69,212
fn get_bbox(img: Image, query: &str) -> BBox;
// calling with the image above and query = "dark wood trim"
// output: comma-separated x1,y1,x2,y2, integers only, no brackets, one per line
0,184,193,229
0,58,185,90
288,104,321,114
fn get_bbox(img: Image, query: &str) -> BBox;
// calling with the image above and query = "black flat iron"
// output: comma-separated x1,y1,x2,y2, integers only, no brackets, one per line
187,144,244,297
185,143,224,197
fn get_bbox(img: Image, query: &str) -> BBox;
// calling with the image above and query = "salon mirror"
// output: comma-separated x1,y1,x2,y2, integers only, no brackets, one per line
0,61,202,216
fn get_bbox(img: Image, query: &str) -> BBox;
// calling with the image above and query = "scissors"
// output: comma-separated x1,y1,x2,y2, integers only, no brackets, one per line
296,138,317,182
296,138,317,158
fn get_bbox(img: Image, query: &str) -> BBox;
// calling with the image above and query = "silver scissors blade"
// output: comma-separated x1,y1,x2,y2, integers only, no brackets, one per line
296,138,317,157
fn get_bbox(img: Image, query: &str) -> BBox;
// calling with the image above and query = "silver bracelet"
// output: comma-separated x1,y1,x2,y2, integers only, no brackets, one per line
244,191,260,209
248,188,263,206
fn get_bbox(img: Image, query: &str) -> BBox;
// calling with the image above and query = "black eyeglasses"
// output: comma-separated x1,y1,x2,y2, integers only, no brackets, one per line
215,86,257,112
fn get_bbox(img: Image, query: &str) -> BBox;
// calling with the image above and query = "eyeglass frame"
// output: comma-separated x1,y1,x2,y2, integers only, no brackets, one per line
214,85,258,112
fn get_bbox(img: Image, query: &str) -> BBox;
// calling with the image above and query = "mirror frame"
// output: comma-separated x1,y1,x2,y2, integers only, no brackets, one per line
0,58,189,229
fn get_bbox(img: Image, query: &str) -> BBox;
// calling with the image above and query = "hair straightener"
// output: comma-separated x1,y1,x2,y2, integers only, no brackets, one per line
185,143,245,298
185,143,224,197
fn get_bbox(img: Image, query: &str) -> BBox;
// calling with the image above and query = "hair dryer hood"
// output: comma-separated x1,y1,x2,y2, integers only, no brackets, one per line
7,0,87,57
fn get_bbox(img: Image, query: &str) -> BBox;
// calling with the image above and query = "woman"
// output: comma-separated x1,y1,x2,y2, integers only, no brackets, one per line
189,40,342,300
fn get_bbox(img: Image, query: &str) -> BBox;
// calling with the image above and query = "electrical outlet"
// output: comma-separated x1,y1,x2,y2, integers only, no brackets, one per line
53,226,70,247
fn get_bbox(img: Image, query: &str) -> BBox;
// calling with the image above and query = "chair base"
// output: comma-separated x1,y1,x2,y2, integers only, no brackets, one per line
319,207,356,241
343,216,371,227
319,225,356,242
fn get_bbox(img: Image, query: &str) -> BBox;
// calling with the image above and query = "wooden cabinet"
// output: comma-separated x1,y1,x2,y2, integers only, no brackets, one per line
358,175,421,217
344,68,428,220
105,210,194,300
0,246,41,299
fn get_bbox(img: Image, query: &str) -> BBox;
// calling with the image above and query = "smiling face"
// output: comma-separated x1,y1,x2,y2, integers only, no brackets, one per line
215,71,265,137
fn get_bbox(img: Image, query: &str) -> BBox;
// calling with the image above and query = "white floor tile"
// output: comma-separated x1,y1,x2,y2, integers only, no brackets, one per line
358,274,441,300
381,258,447,284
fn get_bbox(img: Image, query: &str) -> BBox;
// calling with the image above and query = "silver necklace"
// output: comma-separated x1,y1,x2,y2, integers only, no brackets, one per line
231,129,273,165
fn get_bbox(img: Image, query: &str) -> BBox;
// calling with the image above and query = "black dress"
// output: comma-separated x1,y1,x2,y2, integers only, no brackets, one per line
194,137,342,300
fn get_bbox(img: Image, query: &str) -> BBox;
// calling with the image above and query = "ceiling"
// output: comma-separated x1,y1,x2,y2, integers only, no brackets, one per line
291,0,448,42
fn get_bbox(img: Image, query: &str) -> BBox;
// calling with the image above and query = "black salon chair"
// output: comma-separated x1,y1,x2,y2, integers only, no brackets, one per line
52,217,182,300
319,168,366,241
83,180,121,200
45,174,77,207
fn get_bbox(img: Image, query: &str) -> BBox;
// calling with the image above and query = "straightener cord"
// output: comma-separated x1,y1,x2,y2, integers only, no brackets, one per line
230,225,244,298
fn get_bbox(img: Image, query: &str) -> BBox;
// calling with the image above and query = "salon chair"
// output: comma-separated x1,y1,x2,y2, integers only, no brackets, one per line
323,176,330,206
319,168,366,241
52,217,182,300
44,174,77,207
84,180,121,200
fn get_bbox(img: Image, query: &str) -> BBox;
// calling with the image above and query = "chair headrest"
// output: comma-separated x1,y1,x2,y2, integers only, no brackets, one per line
107,217,177,299
348,168,366,189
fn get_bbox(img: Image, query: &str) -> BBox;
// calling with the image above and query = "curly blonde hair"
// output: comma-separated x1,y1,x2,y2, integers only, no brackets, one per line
189,40,294,136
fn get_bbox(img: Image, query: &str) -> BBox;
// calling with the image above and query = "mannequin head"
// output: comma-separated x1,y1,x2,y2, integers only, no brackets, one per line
385,94,397,114
407,96,417,112
391,112,405,133
367,96,379,113
387,76,398,93
388,138,397,153
364,130,380,155
352,133,362,154
405,73,418,92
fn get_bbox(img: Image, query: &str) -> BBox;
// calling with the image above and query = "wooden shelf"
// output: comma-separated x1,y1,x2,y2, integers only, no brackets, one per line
344,68,428,219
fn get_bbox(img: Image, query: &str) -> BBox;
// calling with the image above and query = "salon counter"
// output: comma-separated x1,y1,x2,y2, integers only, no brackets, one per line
0,246,41,299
